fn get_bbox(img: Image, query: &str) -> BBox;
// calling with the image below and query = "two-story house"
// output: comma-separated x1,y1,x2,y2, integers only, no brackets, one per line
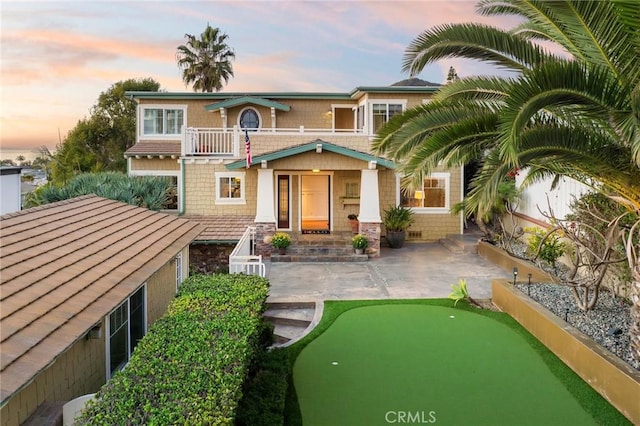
124,82,463,260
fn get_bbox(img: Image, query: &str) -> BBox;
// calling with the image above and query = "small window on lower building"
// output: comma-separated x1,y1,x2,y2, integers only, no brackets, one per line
215,172,246,204
107,285,146,378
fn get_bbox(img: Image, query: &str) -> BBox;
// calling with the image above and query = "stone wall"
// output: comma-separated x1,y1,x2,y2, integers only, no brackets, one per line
189,243,235,274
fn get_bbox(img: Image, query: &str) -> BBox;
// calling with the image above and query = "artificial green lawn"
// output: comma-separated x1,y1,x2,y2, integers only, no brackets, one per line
287,300,630,426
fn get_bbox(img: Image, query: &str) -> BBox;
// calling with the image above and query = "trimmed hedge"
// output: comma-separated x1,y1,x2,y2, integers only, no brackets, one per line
236,347,290,426
78,274,269,425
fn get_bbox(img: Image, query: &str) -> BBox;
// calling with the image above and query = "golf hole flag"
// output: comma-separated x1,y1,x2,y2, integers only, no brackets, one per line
244,129,252,168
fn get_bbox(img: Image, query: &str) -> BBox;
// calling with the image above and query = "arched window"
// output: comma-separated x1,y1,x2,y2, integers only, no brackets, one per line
239,108,260,130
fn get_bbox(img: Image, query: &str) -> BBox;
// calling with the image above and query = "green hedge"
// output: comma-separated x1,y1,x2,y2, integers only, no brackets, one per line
78,274,269,425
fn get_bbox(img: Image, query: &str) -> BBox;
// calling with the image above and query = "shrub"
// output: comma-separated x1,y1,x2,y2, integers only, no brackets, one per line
383,205,414,231
352,234,368,249
525,226,566,265
77,274,269,425
236,348,290,426
271,232,291,249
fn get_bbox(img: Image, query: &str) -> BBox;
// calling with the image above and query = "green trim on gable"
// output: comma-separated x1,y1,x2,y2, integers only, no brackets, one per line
204,96,291,112
226,140,395,170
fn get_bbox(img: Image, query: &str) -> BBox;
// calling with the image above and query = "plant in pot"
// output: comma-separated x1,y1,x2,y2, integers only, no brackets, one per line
271,232,291,254
347,213,359,234
383,205,414,248
352,234,368,255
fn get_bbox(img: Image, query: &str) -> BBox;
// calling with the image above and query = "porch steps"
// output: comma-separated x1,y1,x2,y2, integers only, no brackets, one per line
439,225,483,254
264,302,316,345
270,232,368,262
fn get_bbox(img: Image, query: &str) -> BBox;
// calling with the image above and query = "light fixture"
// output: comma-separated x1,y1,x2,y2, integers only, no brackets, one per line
512,267,518,285
86,324,102,340
312,169,320,173
261,160,267,169
414,190,424,200
368,160,377,170
316,143,323,153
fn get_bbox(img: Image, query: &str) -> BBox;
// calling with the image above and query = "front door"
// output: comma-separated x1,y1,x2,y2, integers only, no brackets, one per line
300,174,330,233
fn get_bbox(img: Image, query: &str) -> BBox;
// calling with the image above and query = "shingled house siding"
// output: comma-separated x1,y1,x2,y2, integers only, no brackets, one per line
0,327,106,426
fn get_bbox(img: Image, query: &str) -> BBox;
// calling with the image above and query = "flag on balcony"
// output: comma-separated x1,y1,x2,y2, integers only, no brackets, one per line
244,128,252,168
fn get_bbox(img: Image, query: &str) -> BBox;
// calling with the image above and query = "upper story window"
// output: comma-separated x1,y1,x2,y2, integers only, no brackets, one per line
399,173,450,212
141,105,186,138
239,108,260,130
371,101,405,133
215,172,246,204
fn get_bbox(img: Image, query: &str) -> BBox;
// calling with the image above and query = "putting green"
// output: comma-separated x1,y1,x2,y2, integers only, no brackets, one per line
293,304,599,426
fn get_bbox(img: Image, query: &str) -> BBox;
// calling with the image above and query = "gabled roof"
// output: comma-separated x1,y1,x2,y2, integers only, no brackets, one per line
124,141,181,157
0,195,203,405
125,83,440,102
226,139,395,170
204,96,290,112
186,215,255,242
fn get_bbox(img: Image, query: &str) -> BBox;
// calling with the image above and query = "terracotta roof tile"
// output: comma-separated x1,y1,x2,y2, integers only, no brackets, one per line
0,195,203,405
184,215,255,241
124,141,181,156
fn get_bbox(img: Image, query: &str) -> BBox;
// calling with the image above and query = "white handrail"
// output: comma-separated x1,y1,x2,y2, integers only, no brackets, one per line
229,226,266,277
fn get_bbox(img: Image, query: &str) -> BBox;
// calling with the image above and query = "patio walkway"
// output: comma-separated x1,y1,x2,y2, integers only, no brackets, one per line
266,241,512,303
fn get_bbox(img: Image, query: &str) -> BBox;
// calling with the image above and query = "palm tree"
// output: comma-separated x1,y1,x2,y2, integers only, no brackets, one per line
372,0,640,361
176,24,235,92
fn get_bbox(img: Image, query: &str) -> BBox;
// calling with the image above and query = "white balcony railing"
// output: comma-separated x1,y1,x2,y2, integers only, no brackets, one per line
229,226,266,277
181,125,366,157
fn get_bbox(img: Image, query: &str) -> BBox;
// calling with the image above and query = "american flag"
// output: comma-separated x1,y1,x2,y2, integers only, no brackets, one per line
244,129,252,168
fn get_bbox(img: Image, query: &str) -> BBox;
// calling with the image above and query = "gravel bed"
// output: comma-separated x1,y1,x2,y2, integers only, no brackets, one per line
514,282,638,371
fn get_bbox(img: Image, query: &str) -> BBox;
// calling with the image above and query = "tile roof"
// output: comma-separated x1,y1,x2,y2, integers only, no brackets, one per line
185,215,255,241
124,141,181,156
0,195,203,405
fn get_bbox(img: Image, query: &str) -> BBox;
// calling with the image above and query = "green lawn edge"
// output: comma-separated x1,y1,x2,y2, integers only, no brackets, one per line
283,298,631,426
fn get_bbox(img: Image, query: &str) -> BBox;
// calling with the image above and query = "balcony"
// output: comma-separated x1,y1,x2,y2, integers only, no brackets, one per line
181,125,367,157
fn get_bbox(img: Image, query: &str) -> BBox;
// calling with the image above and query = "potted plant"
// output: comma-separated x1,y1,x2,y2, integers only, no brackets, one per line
271,232,291,254
383,205,414,248
352,234,368,255
348,213,359,234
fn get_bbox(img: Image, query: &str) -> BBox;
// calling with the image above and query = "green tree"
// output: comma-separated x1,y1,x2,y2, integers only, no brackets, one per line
372,0,640,361
446,66,459,84
51,78,161,185
176,24,235,92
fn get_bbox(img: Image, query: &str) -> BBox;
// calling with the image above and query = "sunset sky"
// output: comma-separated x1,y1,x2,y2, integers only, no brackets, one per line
1,1,517,156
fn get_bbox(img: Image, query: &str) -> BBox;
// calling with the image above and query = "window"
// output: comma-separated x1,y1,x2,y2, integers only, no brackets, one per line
107,285,146,378
345,182,359,198
129,172,179,212
141,106,186,137
399,173,450,211
239,108,260,130
175,252,183,289
357,105,365,131
216,172,245,204
371,102,404,133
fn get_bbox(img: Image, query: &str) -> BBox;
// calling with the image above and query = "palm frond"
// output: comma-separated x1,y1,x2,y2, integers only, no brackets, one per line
402,23,550,76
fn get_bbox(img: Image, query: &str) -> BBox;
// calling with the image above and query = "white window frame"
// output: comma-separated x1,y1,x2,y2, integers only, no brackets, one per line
215,171,246,205
138,104,187,140
237,107,262,131
396,172,450,214
368,99,406,135
175,252,183,290
128,170,180,213
105,284,147,379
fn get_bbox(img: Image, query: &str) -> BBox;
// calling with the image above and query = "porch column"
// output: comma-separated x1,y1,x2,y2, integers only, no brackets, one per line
254,169,277,257
358,169,382,258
